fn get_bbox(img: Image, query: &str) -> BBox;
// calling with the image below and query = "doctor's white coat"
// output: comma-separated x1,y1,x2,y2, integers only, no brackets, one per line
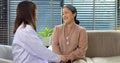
12,23,61,63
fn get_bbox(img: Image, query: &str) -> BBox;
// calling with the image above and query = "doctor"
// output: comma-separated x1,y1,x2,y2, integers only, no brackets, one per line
12,1,61,63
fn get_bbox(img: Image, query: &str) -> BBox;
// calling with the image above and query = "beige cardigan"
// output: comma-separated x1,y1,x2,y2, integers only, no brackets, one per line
52,24,88,60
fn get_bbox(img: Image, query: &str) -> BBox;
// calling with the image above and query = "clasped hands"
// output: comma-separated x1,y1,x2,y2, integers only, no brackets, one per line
60,55,71,63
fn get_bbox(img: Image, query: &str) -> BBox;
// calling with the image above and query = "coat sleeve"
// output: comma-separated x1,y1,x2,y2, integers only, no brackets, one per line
18,26,61,63
69,28,88,60
52,26,62,55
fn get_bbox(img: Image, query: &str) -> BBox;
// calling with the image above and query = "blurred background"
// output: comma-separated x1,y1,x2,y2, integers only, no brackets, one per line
0,0,120,45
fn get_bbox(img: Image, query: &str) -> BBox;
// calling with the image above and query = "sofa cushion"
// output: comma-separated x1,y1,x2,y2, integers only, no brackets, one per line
91,56,120,63
86,57,93,63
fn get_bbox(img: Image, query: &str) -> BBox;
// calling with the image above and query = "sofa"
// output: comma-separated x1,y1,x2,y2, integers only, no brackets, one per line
48,30,120,63
86,30,120,63
0,30,120,63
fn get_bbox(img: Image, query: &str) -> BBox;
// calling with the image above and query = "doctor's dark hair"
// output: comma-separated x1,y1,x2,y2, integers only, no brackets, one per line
63,4,79,25
14,1,37,33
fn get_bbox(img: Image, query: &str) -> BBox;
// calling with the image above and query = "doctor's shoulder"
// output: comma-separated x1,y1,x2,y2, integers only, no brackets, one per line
17,24,37,35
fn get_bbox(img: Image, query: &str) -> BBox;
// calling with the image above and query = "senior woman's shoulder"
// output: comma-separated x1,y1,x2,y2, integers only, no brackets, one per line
76,24,86,31
54,24,64,30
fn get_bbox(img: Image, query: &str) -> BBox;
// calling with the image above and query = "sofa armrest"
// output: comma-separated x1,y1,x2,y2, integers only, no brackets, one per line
0,45,13,60
0,58,20,63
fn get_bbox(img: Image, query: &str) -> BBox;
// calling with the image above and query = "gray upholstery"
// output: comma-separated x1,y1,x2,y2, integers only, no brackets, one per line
86,30,120,63
91,56,120,63
86,30,120,57
0,58,17,63
0,45,19,63
0,45,13,60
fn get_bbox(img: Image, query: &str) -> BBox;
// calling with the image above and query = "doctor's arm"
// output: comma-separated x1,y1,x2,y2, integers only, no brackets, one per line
19,28,61,63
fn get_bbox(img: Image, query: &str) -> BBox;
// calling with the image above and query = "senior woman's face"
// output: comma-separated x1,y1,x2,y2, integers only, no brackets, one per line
62,7,75,24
